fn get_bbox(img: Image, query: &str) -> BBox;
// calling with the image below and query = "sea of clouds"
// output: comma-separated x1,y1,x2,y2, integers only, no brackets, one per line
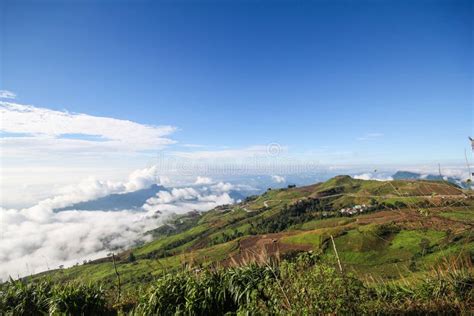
0,167,236,281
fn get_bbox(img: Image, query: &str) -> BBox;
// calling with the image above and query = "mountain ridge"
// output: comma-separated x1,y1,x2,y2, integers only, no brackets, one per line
56,184,167,211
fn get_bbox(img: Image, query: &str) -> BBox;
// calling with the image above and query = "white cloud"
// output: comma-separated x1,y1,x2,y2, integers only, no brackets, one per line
143,182,234,214
354,173,393,181
149,188,200,204
271,175,286,183
27,165,161,211
210,181,234,192
159,176,172,186
195,176,213,185
0,90,16,99
124,166,160,192
0,101,177,155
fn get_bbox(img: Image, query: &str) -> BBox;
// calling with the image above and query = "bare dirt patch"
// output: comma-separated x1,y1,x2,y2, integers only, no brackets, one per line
221,232,311,266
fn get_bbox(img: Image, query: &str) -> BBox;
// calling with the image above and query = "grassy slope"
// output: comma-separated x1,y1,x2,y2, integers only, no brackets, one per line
32,176,473,287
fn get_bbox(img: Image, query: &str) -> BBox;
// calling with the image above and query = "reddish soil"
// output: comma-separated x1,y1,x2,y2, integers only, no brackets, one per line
355,208,472,234
188,237,211,251
218,206,472,267
293,183,321,194
221,232,312,266
355,210,404,225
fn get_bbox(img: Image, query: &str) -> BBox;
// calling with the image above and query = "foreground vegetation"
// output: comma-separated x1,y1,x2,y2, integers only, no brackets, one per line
1,253,473,315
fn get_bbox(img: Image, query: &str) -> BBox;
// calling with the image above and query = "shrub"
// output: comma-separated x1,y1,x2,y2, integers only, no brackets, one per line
365,265,474,314
133,265,276,315
262,262,367,314
128,253,136,263
48,283,111,315
0,280,51,315
0,280,111,316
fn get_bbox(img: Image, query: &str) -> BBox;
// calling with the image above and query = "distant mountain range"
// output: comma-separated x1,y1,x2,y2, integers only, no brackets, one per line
56,184,248,212
56,184,167,211
392,171,470,189
56,171,470,212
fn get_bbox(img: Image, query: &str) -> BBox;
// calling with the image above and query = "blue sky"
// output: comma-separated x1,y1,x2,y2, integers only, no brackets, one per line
2,0,474,281
0,0,472,194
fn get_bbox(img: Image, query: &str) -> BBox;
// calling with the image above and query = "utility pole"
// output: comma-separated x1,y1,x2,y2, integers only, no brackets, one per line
465,150,472,182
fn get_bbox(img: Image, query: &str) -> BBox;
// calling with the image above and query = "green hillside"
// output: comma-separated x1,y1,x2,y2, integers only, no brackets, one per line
2,176,473,314
29,176,472,282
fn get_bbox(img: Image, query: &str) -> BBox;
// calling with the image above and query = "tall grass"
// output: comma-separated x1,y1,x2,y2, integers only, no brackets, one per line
1,253,472,315
366,264,474,314
0,280,112,315
132,264,276,315
0,279,51,315
131,252,473,315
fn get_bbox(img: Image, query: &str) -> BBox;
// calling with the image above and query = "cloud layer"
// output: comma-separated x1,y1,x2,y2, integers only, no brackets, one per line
0,207,158,280
0,167,235,281
353,173,393,181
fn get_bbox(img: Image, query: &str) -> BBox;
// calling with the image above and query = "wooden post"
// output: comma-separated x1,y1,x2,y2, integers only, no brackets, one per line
112,253,121,302
330,235,343,273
